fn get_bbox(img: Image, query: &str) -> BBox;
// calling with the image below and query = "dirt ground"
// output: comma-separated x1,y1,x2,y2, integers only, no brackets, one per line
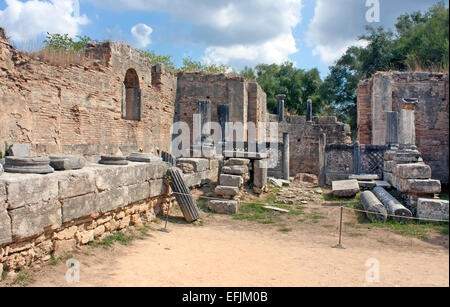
3,183,449,287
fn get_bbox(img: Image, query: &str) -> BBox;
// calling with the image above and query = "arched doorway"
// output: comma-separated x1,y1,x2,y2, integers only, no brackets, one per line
122,68,141,121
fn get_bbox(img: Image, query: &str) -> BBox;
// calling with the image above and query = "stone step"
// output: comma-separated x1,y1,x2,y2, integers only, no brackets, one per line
220,174,243,188
225,158,250,166
332,180,360,197
222,165,248,175
348,174,379,181
394,163,431,179
215,186,240,199
207,200,239,214
417,198,449,221
375,180,391,189
358,181,376,190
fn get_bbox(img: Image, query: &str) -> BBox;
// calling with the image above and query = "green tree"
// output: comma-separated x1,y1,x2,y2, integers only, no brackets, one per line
180,57,229,73
395,2,449,71
250,62,324,115
141,50,176,71
44,33,91,51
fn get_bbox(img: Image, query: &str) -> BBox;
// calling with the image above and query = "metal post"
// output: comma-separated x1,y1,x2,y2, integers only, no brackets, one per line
333,206,345,249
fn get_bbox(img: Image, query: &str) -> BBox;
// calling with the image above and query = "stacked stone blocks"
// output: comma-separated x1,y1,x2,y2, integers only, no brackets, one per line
384,149,441,210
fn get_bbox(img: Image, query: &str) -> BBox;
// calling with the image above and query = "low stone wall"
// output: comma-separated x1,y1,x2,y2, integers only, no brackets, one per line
0,160,218,270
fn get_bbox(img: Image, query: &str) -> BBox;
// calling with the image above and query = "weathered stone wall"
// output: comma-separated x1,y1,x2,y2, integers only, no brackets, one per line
0,160,218,270
175,73,267,142
357,79,372,145
357,72,449,183
268,115,352,176
0,31,176,160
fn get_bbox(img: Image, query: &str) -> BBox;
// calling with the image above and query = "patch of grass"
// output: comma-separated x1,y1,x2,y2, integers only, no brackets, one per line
322,192,361,203
13,269,33,286
288,209,304,216
193,218,204,226
307,214,327,222
196,198,209,212
440,194,450,201
278,227,292,233
100,231,134,248
345,232,363,238
438,223,449,236
344,222,358,228
322,224,334,229
370,221,432,240
136,225,152,238
234,202,282,224
49,256,62,266
345,202,449,240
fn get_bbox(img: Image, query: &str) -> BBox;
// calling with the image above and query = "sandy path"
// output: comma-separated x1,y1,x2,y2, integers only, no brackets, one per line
29,214,449,287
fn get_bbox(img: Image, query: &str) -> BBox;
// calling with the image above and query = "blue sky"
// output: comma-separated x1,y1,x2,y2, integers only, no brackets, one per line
0,0,447,77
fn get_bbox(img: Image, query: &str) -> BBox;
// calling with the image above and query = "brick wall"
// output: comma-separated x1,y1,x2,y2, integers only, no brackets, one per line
357,79,372,144
357,72,449,183
175,73,266,143
0,33,176,160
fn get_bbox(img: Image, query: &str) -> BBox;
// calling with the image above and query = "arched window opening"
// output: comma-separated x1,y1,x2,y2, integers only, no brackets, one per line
122,69,141,121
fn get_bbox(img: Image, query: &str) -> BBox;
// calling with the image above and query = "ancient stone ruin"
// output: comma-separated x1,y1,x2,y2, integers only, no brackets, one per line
0,27,448,272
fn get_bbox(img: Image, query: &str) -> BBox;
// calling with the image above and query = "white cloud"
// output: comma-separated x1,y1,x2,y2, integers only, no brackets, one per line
0,0,89,43
131,23,153,48
307,0,446,65
203,33,298,68
89,0,303,68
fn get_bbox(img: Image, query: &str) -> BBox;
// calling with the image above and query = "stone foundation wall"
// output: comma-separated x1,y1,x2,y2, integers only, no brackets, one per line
0,29,176,160
0,160,218,270
357,72,449,183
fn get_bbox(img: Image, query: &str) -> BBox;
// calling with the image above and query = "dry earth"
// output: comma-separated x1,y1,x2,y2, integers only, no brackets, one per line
2,183,449,287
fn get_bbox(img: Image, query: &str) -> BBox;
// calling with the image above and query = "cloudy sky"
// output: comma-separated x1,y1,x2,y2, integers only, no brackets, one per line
0,0,447,76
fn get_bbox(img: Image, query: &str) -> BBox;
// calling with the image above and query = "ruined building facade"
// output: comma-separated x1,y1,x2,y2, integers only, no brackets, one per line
0,29,351,176
357,72,449,184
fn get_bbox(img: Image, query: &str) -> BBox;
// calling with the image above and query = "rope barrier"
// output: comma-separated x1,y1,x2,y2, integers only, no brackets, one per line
170,191,449,223
342,206,449,223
